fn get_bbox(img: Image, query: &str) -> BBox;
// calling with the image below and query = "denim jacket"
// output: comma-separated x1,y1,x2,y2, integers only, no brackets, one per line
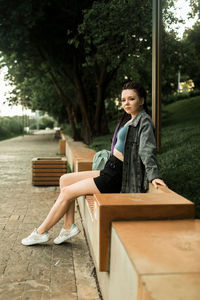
121,109,161,193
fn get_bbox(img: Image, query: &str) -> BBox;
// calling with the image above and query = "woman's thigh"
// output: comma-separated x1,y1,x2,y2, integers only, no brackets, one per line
63,177,101,199
60,170,100,188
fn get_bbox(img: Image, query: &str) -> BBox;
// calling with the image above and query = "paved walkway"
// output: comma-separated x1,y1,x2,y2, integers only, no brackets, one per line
0,133,101,300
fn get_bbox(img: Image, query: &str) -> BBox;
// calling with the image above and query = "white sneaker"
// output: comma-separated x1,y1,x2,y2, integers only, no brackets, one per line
21,228,49,246
54,224,80,245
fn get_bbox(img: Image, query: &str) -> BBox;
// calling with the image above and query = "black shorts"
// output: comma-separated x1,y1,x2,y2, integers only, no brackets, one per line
93,155,123,193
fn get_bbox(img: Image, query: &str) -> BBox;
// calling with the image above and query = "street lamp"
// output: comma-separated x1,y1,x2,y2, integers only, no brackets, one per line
152,0,162,152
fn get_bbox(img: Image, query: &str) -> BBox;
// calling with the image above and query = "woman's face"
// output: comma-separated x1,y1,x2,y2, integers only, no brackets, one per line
121,89,144,118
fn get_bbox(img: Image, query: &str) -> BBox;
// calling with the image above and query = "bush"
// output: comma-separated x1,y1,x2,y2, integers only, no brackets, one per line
0,116,23,140
163,89,200,104
40,117,54,129
29,117,55,130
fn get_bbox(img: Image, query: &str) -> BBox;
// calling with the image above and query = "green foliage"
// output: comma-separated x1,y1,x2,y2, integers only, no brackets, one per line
1,53,69,124
105,98,119,122
75,0,153,100
88,119,117,152
181,22,200,90
66,162,72,174
190,0,200,18
40,117,54,129
159,96,200,217
0,0,83,133
77,0,151,69
162,89,200,104
162,95,200,127
161,30,184,95
0,116,23,140
88,134,112,152
29,116,55,130
0,0,199,141
62,123,73,137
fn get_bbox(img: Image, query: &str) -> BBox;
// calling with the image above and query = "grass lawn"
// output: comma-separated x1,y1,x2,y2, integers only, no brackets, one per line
159,96,200,218
89,95,200,218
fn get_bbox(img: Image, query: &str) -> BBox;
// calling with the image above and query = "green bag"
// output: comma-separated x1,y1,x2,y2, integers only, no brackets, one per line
92,149,110,171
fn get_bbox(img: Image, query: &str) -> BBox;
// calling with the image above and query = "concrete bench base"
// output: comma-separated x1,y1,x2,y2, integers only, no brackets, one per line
78,199,199,300
112,220,200,300
79,185,194,272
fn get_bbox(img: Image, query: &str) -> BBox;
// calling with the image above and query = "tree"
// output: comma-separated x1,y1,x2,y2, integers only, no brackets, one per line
0,0,183,144
190,0,200,19
181,22,200,90
0,0,92,141
75,0,152,134
161,30,184,96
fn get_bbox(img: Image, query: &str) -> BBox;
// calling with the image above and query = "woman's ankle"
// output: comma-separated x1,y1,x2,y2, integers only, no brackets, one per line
37,227,45,235
64,223,73,230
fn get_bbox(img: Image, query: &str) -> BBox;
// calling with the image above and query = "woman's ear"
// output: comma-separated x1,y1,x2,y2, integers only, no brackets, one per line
140,97,144,106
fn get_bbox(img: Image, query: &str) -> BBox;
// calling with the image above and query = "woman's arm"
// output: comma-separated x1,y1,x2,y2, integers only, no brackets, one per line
138,117,166,188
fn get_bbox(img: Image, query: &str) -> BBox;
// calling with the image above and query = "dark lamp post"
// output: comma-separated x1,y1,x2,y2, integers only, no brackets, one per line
152,0,162,152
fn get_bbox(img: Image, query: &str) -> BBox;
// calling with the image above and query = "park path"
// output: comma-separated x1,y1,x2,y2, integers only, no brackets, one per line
0,132,100,300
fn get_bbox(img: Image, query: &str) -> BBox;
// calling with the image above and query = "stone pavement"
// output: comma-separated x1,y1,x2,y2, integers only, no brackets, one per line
0,132,101,300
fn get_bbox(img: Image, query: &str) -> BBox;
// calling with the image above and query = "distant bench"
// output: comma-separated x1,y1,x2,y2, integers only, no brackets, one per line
64,135,96,172
63,135,199,300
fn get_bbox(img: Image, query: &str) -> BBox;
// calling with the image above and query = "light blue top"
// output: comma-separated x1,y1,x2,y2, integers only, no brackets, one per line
114,123,129,155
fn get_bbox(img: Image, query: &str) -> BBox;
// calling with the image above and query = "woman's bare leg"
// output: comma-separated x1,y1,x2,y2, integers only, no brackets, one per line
37,171,100,234
64,202,75,229
60,171,100,229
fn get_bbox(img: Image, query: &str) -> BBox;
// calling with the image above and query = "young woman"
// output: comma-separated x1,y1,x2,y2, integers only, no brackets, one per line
22,81,166,246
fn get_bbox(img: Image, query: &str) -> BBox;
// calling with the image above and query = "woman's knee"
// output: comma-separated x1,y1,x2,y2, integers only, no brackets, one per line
60,172,79,189
60,186,74,204
59,174,66,188
59,173,72,189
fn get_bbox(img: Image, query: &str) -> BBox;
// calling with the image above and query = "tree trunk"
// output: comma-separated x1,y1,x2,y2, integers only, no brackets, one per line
100,100,109,134
94,64,109,135
194,80,200,90
73,73,93,144
65,104,80,141
49,72,79,140
37,47,80,140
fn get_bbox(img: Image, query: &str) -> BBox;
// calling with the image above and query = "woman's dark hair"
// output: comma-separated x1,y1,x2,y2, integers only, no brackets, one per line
110,81,149,154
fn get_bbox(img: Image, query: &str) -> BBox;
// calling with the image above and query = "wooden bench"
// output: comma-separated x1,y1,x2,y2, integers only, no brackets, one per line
59,132,66,155
64,135,96,172
81,186,194,272
77,187,195,300
63,136,197,300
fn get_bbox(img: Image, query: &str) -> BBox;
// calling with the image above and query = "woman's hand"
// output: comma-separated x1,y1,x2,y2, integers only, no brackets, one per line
152,178,167,189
